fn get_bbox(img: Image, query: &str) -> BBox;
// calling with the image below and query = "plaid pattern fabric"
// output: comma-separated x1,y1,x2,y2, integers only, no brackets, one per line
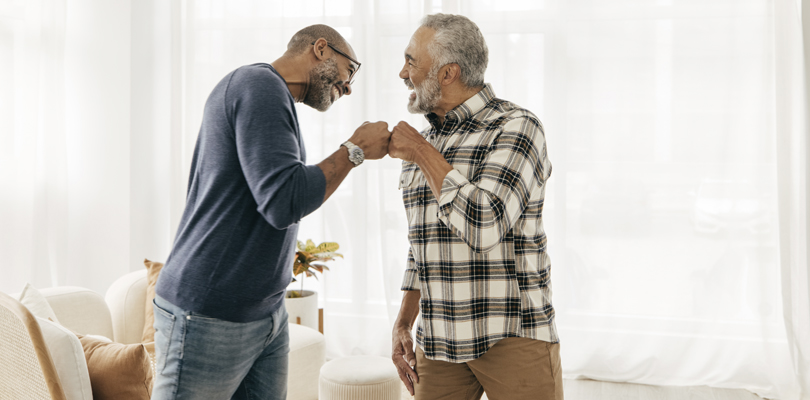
400,84,558,363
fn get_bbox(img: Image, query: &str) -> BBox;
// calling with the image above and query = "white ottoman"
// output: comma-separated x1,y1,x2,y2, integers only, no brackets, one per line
319,355,400,400
288,323,326,400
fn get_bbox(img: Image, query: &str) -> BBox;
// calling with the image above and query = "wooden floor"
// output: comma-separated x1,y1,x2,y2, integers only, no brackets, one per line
400,379,768,400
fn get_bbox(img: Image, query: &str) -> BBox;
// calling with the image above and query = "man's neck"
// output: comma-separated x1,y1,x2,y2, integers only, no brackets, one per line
430,85,484,126
271,56,310,103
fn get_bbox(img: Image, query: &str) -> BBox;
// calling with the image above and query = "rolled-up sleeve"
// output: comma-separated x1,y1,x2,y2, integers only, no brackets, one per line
436,116,547,253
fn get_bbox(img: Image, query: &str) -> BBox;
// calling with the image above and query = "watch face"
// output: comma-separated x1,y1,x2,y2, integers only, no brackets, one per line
350,147,364,163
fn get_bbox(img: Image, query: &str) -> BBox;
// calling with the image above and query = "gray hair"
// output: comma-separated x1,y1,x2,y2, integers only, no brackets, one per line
420,14,488,88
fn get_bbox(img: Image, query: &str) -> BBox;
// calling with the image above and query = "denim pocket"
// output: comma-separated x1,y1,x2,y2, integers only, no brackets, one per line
153,299,176,374
186,312,223,323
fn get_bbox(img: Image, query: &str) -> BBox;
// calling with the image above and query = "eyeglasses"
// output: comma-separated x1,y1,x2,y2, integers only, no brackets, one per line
311,41,361,86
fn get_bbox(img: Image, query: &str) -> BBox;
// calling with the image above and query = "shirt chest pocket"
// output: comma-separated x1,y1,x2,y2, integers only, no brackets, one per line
400,162,429,226
399,161,424,189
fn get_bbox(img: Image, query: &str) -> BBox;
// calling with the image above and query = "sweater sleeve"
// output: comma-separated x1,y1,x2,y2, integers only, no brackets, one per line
227,67,326,230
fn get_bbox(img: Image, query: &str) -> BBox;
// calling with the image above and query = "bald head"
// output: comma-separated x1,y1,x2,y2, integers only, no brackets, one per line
273,24,358,112
286,24,353,57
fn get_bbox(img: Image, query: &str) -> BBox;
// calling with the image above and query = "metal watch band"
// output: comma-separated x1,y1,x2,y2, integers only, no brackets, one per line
341,140,364,166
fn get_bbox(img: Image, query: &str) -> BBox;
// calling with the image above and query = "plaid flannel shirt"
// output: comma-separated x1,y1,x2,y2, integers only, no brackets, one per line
400,84,558,363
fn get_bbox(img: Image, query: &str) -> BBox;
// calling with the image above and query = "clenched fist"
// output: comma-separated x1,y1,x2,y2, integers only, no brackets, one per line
388,121,428,162
349,121,391,160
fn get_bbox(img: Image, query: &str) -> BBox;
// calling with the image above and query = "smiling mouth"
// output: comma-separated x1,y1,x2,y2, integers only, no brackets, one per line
332,85,341,101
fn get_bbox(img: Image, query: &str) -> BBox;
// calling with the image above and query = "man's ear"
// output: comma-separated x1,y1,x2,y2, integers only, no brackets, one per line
312,38,329,61
439,63,461,86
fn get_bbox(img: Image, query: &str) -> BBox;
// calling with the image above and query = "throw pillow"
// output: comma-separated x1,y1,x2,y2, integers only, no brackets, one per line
143,341,157,380
78,334,153,400
18,283,60,324
36,317,93,400
141,259,164,343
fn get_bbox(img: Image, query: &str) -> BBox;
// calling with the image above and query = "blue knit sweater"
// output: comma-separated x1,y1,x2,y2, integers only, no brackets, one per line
156,63,326,322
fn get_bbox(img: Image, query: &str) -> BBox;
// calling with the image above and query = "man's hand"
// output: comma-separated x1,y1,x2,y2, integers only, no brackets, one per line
349,121,391,160
390,121,453,199
389,121,428,162
392,325,419,395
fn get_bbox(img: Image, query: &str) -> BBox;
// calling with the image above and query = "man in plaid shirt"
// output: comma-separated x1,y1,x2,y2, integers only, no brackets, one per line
388,14,563,400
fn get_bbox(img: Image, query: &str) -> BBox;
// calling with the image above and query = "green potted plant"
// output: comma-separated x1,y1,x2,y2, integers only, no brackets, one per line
284,239,342,331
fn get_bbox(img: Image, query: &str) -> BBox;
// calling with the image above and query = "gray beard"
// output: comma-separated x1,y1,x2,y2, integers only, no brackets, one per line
407,69,441,114
304,58,339,112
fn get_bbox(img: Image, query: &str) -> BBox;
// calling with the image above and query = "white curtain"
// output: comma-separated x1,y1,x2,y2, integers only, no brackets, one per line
0,0,67,291
0,0,176,295
2,0,809,398
775,0,810,398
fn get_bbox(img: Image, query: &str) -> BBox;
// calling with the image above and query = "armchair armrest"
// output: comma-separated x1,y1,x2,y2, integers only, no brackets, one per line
40,286,114,340
105,269,148,344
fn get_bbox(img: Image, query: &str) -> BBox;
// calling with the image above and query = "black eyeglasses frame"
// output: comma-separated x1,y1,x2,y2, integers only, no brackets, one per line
311,41,361,86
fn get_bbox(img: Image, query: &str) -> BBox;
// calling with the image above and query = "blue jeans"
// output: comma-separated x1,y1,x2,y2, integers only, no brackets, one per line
151,295,290,400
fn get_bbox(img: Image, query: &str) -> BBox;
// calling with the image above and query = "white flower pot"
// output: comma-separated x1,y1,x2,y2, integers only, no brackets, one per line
284,290,318,331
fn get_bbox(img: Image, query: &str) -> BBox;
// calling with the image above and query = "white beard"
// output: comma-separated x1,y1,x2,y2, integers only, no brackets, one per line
406,69,441,115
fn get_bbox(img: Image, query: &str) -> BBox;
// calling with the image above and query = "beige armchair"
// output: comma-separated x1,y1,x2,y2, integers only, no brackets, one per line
2,269,325,400
0,291,67,400
105,269,326,399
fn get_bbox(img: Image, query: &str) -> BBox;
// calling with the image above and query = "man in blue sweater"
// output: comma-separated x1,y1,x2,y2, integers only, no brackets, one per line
152,25,390,400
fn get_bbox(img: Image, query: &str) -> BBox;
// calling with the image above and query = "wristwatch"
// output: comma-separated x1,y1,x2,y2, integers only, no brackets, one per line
341,141,364,167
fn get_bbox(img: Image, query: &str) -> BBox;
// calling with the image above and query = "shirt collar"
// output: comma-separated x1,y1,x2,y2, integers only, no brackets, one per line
425,83,495,132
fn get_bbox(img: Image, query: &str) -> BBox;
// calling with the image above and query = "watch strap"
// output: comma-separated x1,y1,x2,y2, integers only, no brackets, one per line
341,141,364,166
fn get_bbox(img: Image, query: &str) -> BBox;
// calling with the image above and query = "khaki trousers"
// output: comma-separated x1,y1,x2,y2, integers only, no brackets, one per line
413,338,563,400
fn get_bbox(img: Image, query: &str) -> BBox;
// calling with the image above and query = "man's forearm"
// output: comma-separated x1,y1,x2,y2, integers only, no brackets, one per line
317,147,354,203
414,144,453,200
394,290,421,330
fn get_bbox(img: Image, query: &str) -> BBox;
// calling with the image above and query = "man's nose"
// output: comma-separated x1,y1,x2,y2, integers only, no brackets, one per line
399,65,408,79
343,81,352,96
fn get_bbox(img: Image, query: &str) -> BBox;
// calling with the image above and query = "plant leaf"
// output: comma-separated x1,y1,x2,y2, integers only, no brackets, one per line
316,242,340,253
293,260,308,277
294,239,339,281
312,251,343,260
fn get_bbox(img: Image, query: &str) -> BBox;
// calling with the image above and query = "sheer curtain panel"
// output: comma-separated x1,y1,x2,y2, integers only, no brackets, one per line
0,0,176,297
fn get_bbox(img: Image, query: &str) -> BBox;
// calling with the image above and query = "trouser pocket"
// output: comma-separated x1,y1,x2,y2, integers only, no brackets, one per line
153,298,176,374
